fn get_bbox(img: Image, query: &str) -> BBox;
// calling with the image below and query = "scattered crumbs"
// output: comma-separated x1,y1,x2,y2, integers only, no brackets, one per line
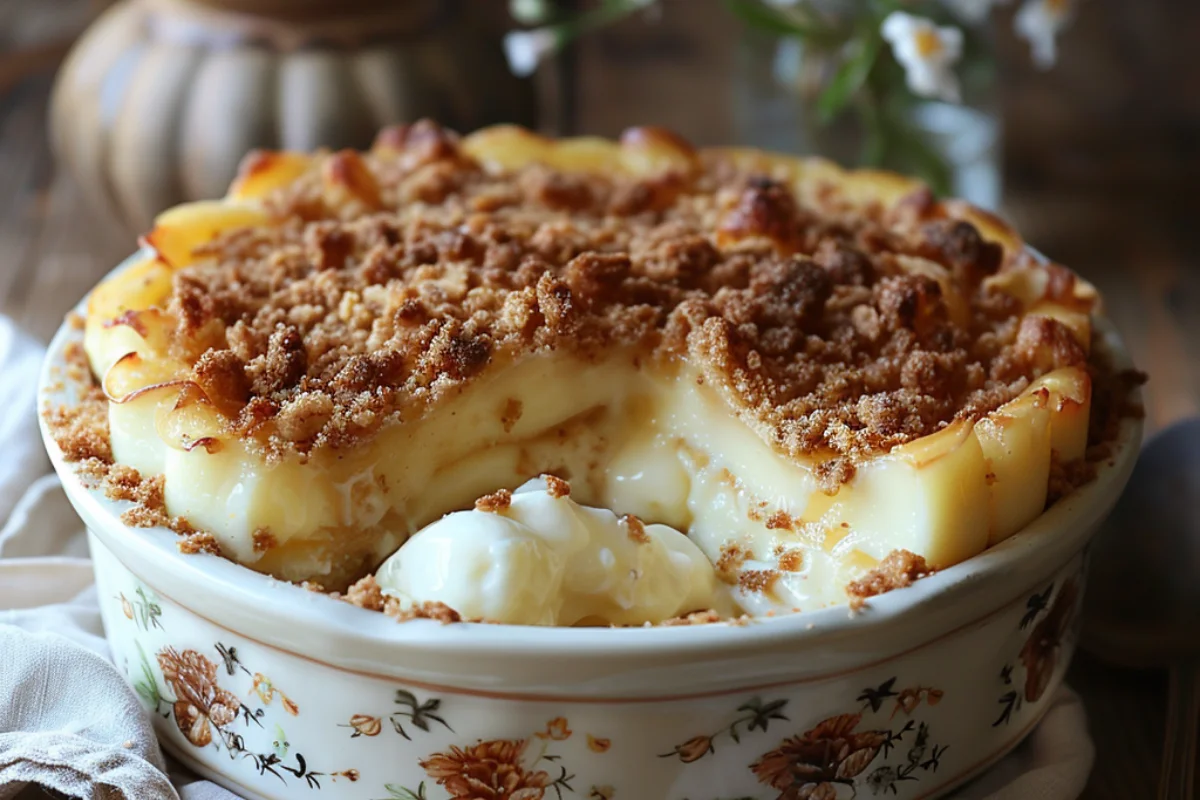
659,609,721,626
726,614,752,627
67,311,86,330
765,510,793,531
739,569,780,594
299,580,326,593
840,521,849,528
543,474,571,499
622,514,649,544
845,549,933,610
474,488,513,513
776,548,804,572
715,542,747,583
43,391,111,463
177,532,222,556
121,740,134,750
814,457,855,496
384,600,462,624
500,397,523,433
337,575,386,611
252,527,277,553
75,457,109,486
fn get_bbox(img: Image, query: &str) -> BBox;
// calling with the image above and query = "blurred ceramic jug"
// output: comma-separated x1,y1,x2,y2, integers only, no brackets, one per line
51,0,535,234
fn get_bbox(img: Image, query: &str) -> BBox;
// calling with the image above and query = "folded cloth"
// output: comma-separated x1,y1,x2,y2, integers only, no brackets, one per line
0,314,1095,800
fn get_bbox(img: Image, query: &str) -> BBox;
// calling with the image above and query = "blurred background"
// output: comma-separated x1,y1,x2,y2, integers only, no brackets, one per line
0,1,1194,796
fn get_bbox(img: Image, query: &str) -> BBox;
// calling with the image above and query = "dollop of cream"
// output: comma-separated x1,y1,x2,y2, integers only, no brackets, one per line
375,477,732,626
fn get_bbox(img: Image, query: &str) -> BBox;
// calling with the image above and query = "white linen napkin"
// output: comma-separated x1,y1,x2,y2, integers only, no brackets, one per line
0,314,1095,800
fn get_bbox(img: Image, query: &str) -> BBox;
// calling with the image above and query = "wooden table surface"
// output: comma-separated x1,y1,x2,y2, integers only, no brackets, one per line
1,2,1195,798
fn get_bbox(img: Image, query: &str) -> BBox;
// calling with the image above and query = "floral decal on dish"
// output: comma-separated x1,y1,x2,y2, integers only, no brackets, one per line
384,716,598,800
994,577,1080,726
663,678,947,798
341,689,453,740
659,697,791,762
120,629,352,790
117,585,163,631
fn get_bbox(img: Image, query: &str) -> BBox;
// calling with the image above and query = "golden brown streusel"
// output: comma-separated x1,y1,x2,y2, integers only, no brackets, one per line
474,488,513,513
122,120,1096,475
384,600,463,624
739,569,780,595
252,528,278,553
764,510,794,531
659,609,722,626
846,550,933,610
337,574,386,611
177,532,222,556
543,474,571,498
622,513,649,544
715,542,748,583
776,548,804,573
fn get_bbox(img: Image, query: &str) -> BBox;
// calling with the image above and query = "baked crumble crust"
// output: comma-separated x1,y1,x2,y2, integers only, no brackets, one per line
132,120,1094,472
846,550,934,610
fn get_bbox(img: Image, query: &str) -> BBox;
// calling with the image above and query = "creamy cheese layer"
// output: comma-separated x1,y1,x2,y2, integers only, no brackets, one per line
376,477,731,626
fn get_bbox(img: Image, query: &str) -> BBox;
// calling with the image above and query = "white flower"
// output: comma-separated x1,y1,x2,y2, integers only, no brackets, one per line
940,0,1009,25
1015,0,1076,69
503,28,559,77
509,0,551,26
881,12,964,103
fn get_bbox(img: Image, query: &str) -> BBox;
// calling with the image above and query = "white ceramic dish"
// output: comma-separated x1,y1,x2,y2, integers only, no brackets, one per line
40,251,1141,800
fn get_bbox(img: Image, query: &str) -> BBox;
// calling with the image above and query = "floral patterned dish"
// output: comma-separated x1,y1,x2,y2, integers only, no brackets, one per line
39,252,1141,800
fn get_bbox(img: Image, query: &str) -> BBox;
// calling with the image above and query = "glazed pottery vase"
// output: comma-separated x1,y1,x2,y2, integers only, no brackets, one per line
50,0,535,233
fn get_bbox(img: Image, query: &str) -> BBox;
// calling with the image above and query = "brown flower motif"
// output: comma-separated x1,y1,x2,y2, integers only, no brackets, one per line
751,713,888,800
535,717,571,741
250,673,299,716
420,738,550,800
1020,578,1079,702
346,714,382,737
157,647,241,748
586,734,611,753
665,735,714,763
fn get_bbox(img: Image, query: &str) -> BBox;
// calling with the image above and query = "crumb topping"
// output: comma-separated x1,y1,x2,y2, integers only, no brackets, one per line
542,474,571,498
122,120,1091,469
335,575,462,624
846,550,933,610
776,548,804,573
659,609,722,626
622,514,649,544
474,488,512,513
252,528,277,553
715,542,748,583
739,568,780,595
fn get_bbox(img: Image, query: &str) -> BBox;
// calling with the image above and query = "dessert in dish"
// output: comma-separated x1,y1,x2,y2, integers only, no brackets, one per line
57,121,1134,625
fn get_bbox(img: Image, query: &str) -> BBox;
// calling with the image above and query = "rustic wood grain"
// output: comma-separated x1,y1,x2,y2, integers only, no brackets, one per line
1,2,1194,798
